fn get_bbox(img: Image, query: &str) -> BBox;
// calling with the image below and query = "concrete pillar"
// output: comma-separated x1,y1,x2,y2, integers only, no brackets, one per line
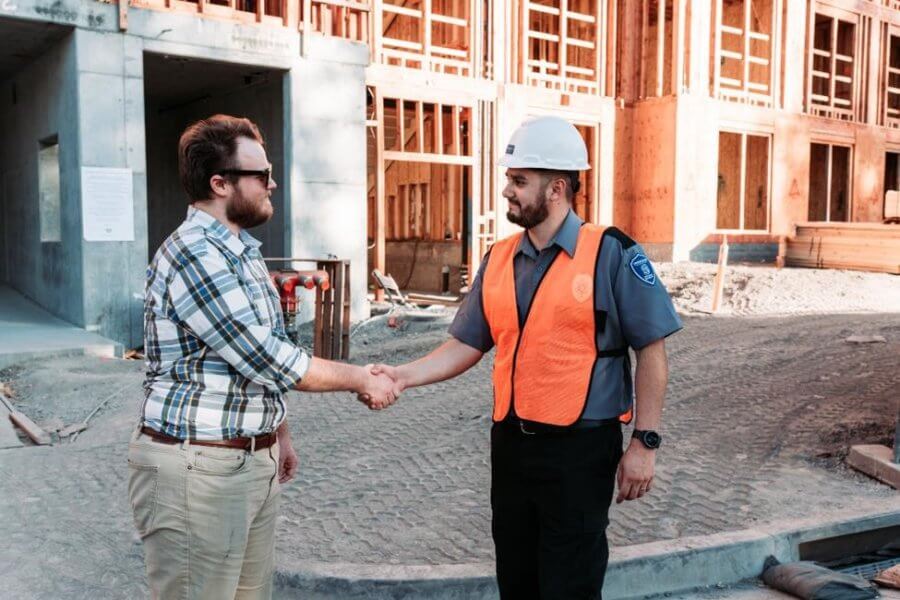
771,116,810,235
781,0,808,113
672,95,718,261
853,126,886,222
284,35,369,324
74,28,148,347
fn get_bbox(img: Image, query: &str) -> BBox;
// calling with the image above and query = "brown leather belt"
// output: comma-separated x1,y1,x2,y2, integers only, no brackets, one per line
140,426,277,451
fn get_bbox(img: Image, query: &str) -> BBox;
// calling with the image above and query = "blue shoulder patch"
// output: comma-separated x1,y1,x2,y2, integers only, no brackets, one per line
629,253,656,286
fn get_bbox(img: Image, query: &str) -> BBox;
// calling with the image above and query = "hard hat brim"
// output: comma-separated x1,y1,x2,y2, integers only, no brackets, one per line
498,155,589,170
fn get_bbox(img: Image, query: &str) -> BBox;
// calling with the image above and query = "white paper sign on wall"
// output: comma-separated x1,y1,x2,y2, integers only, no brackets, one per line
81,167,134,242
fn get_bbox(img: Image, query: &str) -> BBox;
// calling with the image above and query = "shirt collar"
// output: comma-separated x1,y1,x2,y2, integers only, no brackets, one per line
516,209,583,259
186,206,261,256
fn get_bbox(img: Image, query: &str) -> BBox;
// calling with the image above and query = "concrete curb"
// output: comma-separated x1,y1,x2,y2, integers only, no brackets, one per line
275,498,900,599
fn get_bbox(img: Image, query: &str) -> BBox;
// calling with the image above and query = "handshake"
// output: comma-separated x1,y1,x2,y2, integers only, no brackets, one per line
355,364,404,410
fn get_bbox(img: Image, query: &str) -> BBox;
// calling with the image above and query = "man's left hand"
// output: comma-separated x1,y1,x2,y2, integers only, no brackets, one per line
278,435,299,484
615,440,656,503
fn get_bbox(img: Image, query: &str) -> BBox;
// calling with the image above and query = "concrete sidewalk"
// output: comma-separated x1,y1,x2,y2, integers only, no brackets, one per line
0,285,121,369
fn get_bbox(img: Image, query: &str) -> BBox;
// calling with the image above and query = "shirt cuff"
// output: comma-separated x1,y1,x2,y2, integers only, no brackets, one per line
630,323,683,350
276,347,311,393
449,327,494,353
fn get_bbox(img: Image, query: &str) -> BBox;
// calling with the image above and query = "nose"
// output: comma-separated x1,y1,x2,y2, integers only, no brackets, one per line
269,176,277,191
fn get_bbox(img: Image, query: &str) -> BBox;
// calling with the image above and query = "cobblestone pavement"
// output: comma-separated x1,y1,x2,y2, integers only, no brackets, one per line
0,313,897,598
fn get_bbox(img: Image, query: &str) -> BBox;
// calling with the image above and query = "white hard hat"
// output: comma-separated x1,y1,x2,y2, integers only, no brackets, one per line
498,116,589,170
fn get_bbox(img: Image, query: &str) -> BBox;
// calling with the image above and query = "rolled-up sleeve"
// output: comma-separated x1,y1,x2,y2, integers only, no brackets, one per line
449,253,495,352
169,250,309,392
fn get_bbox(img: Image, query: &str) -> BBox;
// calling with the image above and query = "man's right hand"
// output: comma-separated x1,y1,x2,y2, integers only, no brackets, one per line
356,366,399,410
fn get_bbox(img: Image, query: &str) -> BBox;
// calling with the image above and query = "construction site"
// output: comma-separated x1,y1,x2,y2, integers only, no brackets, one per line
0,0,899,345
0,0,899,599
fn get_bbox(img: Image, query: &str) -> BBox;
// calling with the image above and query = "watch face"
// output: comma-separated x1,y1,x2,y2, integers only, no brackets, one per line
644,431,661,448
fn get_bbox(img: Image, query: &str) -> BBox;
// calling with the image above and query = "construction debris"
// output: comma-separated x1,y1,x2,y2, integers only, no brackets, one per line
0,394,51,446
847,445,900,489
761,556,879,599
0,401,23,449
845,335,888,344
875,564,900,590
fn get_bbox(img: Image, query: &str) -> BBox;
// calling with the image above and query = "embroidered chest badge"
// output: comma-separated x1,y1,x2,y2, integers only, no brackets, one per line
572,273,592,303
629,254,656,286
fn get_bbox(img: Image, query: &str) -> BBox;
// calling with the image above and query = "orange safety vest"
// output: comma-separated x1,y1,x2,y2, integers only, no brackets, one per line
482,223,633,426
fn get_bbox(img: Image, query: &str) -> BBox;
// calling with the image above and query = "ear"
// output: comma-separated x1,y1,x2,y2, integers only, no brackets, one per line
209,174,231,199
550,176,567,203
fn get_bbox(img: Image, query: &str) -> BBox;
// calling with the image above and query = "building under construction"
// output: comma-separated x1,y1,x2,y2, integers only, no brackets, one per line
357,0,900,287
0,0,898,346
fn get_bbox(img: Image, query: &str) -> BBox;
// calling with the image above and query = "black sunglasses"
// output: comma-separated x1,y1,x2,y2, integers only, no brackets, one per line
217,167,272,187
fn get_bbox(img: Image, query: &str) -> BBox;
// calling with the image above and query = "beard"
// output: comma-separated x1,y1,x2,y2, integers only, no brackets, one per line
506,187,550,229
226,189,272,229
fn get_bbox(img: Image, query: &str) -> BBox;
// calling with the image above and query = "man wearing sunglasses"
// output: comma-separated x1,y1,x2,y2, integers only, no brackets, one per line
129,114,397,599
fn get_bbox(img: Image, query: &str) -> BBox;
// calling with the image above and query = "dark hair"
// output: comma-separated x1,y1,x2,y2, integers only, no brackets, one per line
178,115,265,202
538,170,581,201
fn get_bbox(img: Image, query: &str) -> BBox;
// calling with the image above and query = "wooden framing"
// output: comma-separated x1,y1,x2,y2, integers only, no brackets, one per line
809,141,853,222
806,3,870,123
129,0,294,27
882,23,900,128
303,0,371,43
119,0,900,280
367,90,475,284
716,129,771,232
711,0,782,108
374,0,477,77
517,0,610,96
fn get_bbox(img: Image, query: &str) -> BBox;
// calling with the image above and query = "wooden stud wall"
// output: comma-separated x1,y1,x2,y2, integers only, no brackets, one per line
884,25,900,127
518,0,609,95
712,0,780,107
808,142,852,222
806,4,869,123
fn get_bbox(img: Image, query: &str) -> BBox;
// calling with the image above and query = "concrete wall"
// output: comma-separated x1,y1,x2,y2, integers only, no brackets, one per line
672,95,718,262
0,0,370,345
75,28,148,347
0,32,84,326
145,75,287,259
285,36,370,324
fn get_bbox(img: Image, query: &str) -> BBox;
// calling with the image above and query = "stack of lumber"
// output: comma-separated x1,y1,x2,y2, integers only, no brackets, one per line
782,222,900,274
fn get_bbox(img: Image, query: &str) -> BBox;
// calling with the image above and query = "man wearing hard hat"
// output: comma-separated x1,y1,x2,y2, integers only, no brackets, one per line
369,116,682,598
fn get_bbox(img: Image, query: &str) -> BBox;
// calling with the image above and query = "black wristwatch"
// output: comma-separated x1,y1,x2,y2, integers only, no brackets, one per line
632,429,662,450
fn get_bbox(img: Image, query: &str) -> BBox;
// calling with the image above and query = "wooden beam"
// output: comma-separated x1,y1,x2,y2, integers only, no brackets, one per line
416,100,424,153
656,0,664,96
118,0,129,30
713,0,722,98
398,97,405,151
374,87,386,302
452,106,461,156
435,103,443,153
383,150,474,165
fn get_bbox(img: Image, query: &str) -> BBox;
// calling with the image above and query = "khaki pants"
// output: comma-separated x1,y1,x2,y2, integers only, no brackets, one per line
127,428,281,600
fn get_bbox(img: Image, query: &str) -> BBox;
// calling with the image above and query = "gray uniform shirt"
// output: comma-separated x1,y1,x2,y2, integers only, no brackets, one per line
449,209,683,420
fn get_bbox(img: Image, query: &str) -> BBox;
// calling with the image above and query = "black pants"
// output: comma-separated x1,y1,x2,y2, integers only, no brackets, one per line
491,420,623,600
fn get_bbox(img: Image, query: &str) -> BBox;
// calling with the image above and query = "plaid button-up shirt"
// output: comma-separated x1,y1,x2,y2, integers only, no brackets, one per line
141,207,309,440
